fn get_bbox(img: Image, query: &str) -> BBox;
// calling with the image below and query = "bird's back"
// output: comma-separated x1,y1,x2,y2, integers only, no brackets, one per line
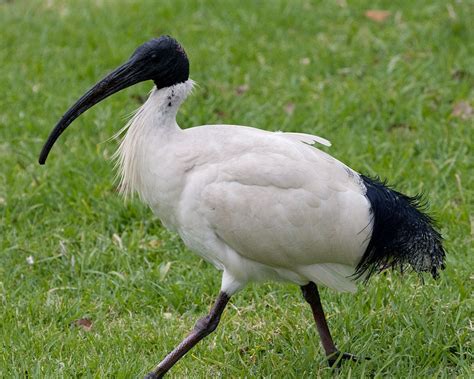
170,125,373,291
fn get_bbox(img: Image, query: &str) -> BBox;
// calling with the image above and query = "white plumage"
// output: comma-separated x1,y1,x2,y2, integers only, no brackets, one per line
116,81,372,294
39,36,445,378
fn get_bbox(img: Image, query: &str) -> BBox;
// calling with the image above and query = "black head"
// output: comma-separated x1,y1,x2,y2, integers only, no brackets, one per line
38,36,189,164
129,36,189,89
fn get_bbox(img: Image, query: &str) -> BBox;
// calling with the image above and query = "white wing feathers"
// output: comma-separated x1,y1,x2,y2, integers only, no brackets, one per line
177,126,372,292
275,131,331,147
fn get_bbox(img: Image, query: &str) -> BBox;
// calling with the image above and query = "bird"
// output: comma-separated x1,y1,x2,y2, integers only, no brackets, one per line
39,36,446,378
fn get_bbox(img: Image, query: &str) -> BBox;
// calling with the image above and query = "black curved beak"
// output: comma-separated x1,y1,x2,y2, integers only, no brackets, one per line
38,57,144,164
38,36,189,165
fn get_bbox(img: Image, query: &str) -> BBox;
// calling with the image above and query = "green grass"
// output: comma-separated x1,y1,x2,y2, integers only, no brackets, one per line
1,0,473,377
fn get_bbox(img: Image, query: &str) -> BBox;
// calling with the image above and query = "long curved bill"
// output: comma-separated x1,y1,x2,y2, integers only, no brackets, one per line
38,56,143,164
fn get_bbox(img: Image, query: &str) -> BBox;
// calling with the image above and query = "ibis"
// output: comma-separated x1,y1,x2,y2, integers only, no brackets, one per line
39,36,446,378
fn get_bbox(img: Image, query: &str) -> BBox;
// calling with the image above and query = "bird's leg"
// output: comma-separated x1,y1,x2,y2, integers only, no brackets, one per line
145,291,230,379
300,282,361,367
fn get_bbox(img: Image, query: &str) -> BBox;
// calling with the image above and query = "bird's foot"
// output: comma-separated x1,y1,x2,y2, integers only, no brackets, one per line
144,370,164,379
327,351,370,367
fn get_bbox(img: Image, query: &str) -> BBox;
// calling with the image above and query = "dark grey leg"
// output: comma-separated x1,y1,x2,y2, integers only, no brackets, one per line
145,291,230,378
301,282,364,367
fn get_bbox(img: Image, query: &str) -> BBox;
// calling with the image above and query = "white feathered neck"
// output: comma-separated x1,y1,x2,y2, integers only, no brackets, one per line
114,80,195,198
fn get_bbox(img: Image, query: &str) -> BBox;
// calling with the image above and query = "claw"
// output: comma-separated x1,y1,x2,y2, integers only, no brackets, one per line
327,351,370,367
144,371,164,379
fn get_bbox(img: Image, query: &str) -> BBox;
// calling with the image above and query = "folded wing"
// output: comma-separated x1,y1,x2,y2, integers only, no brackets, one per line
198,129,371,272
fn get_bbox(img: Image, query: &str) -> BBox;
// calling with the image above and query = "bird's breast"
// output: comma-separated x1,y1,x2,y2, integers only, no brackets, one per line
136,138,192,231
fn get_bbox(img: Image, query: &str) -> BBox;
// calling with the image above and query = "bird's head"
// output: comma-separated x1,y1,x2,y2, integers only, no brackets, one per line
128,36,189,89
38,35,189,164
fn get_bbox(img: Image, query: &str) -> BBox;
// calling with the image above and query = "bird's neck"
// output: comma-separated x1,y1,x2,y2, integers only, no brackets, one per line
147,79,195,122
114,80,194,197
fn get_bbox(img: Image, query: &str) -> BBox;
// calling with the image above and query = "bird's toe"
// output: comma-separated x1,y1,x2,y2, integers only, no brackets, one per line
327,351,370,367
144,372,162,379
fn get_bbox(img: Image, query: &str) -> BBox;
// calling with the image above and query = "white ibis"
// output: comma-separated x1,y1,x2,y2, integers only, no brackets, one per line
39,36,446,378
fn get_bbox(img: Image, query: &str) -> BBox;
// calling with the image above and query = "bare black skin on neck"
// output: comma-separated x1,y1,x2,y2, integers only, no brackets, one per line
39,35,189,164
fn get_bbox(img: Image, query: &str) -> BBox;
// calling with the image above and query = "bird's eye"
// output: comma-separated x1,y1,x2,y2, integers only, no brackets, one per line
151,54,157,59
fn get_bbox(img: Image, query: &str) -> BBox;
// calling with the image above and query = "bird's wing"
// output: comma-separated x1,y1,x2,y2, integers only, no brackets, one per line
275,131,331,147
192,128,371,271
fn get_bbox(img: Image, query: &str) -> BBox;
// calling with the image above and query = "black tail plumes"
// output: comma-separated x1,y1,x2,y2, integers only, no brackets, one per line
355,175,446,281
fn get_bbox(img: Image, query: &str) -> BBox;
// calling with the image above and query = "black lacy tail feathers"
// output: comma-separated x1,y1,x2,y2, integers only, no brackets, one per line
355,175,446,280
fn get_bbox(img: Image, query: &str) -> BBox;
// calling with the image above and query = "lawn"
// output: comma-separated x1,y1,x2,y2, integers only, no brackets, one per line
0,0,472,377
